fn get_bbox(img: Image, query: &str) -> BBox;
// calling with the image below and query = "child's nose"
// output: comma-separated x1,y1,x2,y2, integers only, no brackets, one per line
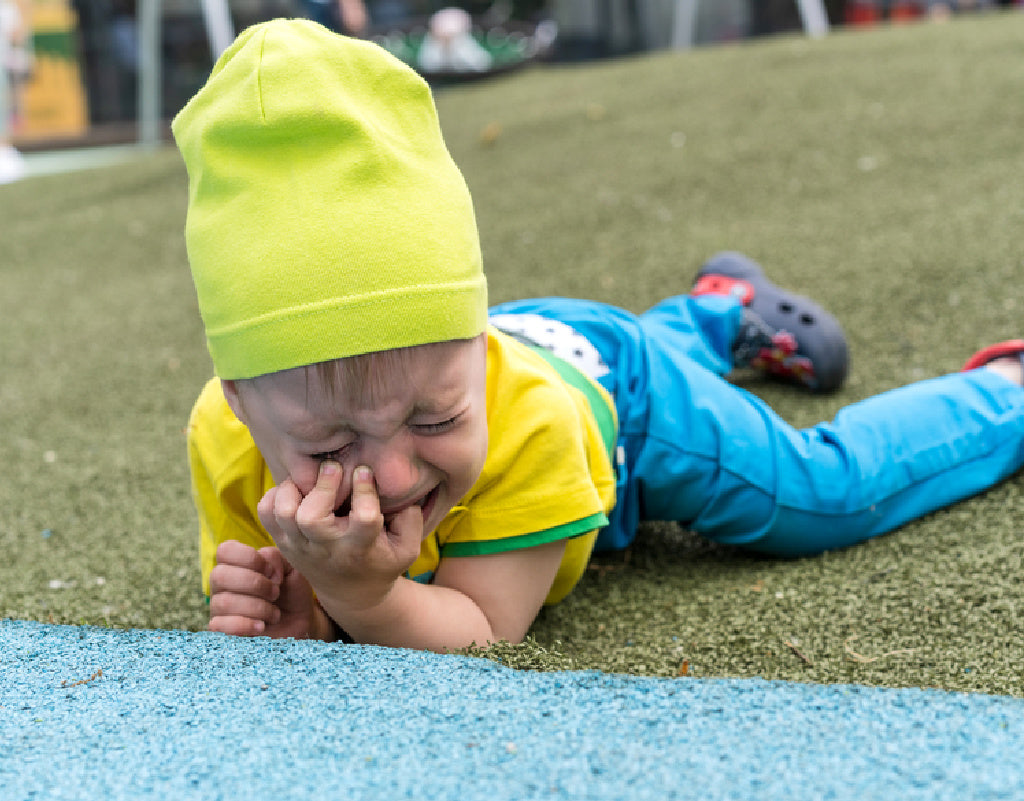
365,444,418,502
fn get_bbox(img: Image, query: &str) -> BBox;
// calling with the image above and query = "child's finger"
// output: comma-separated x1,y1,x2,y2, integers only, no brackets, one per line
347,465,385,536
209,613,273,637
209,589,282,626
386,504,426,566
215,540,277,581
209,562,280,602
256,487,278,533
264,480,305,542
294,460,344,531
256,546,289,585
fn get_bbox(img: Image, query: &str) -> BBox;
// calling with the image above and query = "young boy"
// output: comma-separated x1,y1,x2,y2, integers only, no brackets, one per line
175,19,1024,652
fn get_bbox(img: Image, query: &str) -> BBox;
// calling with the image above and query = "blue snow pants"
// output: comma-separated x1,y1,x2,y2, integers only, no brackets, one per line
489,294,1024,557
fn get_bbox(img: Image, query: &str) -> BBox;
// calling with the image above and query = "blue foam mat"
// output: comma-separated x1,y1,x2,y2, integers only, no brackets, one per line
4,619,1023,800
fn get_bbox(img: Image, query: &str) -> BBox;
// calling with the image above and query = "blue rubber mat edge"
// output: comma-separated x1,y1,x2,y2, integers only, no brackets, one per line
3,619,1022,800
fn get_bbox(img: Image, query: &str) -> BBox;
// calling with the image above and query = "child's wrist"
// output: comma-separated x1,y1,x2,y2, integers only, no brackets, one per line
315,579,404,643
312,598,342,642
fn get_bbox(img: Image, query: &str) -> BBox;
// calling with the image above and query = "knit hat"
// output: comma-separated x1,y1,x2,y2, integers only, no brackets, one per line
172,19,487,379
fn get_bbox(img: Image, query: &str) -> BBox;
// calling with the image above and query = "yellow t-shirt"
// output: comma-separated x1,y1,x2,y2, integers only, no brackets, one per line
187,328,617,605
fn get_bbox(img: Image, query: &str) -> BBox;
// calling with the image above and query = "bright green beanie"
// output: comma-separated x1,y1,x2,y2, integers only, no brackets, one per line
172,19,487,379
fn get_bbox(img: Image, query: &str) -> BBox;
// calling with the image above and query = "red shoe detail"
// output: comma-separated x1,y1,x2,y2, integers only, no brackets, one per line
691,275,756,306
961,339,1024,371
750,331,817,385
769,330,798,356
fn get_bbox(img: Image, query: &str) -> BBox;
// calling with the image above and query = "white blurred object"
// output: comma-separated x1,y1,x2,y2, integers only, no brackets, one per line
0,143,26,184
672,0,828,48
795,0,829,38
531,18,558,54
200,0,235,58
0,0,32,79
419,7,493,73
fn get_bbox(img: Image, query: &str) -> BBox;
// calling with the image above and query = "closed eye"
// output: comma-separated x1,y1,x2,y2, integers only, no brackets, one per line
311,444,352,461
413,415,461,435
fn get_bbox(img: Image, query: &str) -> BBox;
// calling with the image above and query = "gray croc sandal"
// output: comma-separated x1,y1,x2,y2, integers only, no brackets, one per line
692,251,850,393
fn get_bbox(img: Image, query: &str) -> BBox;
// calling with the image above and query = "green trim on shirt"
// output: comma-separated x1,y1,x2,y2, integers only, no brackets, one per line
524,345,617,460
442,511,609,557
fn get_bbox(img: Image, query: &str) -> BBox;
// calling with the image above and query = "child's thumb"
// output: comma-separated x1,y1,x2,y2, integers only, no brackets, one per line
386,504,425,570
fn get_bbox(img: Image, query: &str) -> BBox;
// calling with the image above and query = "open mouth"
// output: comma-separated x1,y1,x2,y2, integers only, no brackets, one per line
383,486,438,528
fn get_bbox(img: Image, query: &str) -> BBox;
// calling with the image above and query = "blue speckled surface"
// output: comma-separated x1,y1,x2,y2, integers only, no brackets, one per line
4,619,1023,800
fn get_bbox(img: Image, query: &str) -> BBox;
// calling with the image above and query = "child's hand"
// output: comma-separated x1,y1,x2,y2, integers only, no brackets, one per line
256,462,423,617
208,542,320,639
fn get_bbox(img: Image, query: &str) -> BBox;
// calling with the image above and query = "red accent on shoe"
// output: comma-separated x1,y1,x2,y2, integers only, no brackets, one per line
751,331,817,386
961,340,1024,371
691,275,756,306
770,330,798,356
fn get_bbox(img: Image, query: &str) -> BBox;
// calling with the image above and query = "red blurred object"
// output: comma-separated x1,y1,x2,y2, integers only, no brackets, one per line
890,1,925,21
845,0,880,25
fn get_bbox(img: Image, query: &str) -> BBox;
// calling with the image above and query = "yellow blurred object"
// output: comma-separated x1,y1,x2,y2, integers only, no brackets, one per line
18,0,87,140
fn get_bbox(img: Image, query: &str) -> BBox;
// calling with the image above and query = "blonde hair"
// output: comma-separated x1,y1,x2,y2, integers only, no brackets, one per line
234,335,484,416
309,342,444,407
309,335,485,407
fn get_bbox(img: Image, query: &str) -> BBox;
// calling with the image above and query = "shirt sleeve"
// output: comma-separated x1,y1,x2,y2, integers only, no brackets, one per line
187,378,274,597
434,331,616,602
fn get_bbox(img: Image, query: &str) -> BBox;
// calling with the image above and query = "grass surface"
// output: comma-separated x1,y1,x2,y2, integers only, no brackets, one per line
3,13,1024,694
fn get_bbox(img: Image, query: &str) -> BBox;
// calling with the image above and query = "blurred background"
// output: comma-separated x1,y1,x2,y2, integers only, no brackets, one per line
3,0,1020,156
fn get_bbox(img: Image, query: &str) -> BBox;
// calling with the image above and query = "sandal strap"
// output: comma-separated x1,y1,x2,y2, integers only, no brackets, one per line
961,339,1024,371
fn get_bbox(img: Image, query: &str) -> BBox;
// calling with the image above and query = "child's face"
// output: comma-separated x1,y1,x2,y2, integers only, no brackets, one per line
224,336,488,536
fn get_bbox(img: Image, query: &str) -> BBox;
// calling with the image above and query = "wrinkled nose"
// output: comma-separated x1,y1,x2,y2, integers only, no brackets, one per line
364,440,419,505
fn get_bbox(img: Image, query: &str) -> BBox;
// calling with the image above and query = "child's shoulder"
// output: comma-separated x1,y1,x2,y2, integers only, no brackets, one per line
486,326,616,451
447,329,615,566
189,377,242,430
187,377,264,482
485,327,587,412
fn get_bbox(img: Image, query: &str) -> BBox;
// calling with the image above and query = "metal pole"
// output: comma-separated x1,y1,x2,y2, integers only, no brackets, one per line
671,0,699,49
137,0,162,147
795,0,830,38
200,0,235,59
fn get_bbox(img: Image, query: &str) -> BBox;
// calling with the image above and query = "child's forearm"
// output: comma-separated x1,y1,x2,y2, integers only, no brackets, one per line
316,578,501,652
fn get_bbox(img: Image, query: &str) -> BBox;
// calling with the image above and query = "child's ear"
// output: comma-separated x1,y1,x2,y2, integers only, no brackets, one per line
220,379,247,423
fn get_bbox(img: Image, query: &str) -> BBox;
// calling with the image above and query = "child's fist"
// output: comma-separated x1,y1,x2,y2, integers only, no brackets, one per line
208,542,317,638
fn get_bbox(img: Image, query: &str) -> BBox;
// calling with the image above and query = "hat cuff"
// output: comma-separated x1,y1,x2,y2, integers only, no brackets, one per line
207,278,488,379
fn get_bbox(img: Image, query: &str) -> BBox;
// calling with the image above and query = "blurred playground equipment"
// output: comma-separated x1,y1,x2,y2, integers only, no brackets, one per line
7,0,1015,155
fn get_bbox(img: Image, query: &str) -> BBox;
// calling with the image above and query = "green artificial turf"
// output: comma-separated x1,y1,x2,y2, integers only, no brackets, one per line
3,13,1023,694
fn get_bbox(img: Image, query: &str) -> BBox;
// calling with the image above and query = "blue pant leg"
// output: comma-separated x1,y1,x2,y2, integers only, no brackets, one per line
488,293,750,551
495,297,1024,558
639,292,744,376
753,370,1024,555
635,317,1024,556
